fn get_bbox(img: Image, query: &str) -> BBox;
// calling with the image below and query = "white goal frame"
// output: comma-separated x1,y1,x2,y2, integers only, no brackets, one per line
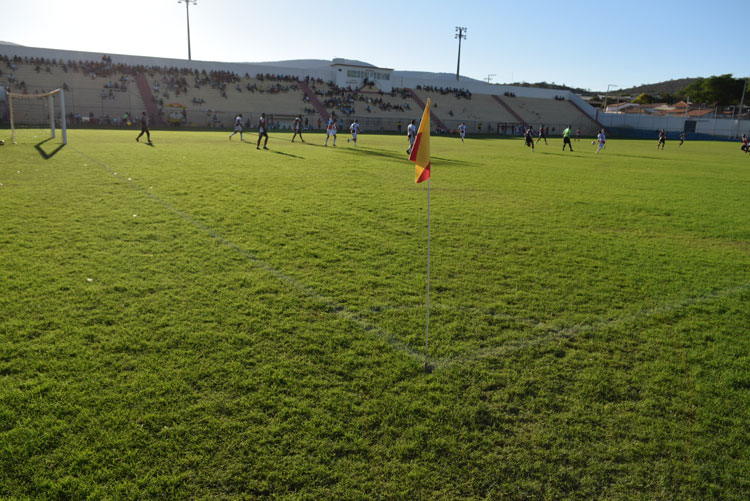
8,88,67,145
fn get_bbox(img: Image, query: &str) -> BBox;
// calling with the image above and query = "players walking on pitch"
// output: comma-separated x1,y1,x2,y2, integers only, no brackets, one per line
657,129,666,150
229,114,243,141
257,112,269,150
291,115,304,143
136,111,151,144
324,113,337,147
407,120,417,155
595,129,606,153
347,120,360,146
458,122,466,143
562,125,574,151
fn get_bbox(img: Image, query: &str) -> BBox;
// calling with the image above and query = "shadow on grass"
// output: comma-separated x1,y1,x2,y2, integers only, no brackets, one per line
332,146,483,168
34,138,66,159
271,150,304,159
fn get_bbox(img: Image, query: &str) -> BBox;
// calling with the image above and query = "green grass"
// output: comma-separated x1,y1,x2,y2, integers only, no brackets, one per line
1,128,749,499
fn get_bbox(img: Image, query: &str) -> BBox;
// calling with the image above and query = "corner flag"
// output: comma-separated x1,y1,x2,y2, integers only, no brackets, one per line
409,98,431,183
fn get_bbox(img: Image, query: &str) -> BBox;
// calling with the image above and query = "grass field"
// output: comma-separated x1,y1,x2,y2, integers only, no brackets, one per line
1,128,749,499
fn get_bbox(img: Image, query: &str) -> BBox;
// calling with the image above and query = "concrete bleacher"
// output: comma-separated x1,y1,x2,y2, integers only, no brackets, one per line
5,60,145,125
144,73,311,128
503,96,599,135
2,51,603,134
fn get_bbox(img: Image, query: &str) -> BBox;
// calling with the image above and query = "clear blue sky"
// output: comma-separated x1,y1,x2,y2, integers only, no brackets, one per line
3,0,748,92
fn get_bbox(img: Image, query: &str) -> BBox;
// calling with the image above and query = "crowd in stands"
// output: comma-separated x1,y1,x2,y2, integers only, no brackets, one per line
416,84,472,100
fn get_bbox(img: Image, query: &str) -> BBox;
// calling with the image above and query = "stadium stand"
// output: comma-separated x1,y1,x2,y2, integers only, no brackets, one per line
0,49,608,135
3,55,146,126
498,95,600,135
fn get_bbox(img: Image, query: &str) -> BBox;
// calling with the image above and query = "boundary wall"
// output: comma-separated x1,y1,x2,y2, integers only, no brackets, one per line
600,113,750,140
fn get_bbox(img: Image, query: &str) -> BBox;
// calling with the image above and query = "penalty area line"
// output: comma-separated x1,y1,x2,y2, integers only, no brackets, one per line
70,146,424,365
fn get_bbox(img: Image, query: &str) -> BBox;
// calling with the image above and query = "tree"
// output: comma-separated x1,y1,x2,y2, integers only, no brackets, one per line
680,74,747,105
633,93,656,104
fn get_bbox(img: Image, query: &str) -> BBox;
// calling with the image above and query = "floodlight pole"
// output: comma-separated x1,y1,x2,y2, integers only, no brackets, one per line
455,27,467,82
178,0,197,61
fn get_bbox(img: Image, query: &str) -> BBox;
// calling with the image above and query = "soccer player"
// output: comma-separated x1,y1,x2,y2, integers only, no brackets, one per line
291,115,304,143
678,131,686,147
741,134,749,154
536,123,548,145
657,129,666,150
229,113,243,141
347,119,360,146
458,122,466,142
257,112,269,150
575,128,581,141
562,125,573,151
324,113,337,147
136,111,151,143
406,119,417,155
524,126,535,152
595,129,606,153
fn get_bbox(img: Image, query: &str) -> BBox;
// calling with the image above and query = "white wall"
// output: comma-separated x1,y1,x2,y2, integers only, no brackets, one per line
600,112,750,139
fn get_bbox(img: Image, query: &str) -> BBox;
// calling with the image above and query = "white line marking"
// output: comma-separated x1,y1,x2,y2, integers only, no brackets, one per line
71,146,423,363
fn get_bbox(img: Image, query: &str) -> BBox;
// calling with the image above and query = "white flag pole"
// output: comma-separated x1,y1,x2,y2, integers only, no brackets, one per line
425,176,431,372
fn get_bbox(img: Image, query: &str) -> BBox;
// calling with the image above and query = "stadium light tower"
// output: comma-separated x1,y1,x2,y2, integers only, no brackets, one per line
455,27,467,82
178,0,197,60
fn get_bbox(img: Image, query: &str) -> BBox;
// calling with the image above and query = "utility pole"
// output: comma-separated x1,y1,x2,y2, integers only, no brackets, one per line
178,0,197,60
603,84,617,112
485,74,496,85
455,27,467,82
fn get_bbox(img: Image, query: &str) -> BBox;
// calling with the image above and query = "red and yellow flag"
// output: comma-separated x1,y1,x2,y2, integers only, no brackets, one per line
409,98,431,183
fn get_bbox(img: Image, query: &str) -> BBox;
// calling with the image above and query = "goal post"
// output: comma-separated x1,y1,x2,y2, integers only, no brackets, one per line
8,88,67,145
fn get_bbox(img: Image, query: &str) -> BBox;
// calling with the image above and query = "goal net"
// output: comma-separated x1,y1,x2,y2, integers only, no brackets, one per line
9,88,67,145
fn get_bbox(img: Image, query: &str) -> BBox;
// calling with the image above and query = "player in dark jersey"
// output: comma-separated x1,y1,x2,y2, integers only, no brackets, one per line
257,112,269,150
657,129,666,150
291,115,304,143
136,111,151,143
741,134,749,154
678,131,686,147
524,126,535,152
536,123,548,145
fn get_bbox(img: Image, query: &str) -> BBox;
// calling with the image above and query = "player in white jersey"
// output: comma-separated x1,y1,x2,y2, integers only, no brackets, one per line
324,113,337,147
407,120,417,154
595,129,606,153
257,112,269,150
291,115,304,143
347,120,360,146
229,114,243,141
458,123,466,143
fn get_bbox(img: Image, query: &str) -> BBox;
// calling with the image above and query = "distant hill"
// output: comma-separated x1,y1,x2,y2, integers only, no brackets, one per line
502,81,596,96
613,78,700,97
